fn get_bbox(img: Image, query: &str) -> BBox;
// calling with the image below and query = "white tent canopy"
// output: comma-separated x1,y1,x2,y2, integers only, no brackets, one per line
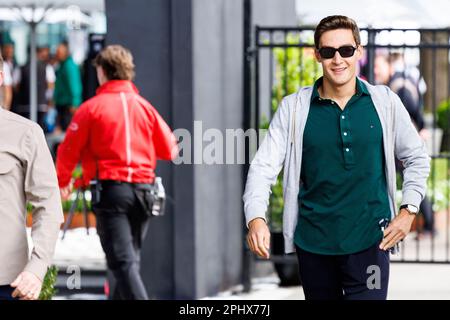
0,7,92,24
296,0,450,28
0,0,104,13
0,0,104,123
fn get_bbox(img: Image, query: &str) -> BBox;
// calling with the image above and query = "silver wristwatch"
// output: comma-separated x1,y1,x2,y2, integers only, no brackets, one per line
400,204,419,215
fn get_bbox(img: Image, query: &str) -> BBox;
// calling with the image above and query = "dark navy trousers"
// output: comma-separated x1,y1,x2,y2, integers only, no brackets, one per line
0,285,16,300
295,242,390,300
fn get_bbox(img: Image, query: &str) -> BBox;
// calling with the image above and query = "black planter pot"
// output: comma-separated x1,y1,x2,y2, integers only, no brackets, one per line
271,232,302,287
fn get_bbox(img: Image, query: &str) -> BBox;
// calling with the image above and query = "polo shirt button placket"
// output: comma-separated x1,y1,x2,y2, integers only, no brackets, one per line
340,111,352,164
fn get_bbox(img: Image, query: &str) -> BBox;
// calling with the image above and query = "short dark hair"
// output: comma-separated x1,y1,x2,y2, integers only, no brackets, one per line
59,40,69,47
314,15,361,49
93,45,135,81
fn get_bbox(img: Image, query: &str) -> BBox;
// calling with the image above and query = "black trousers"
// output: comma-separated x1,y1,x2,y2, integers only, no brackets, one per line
0,285,16,300
56,105,73,131
93,181,151,300
295,243,390,300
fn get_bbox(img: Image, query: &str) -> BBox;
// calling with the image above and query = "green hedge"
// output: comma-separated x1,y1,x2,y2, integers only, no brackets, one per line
267,34,321,231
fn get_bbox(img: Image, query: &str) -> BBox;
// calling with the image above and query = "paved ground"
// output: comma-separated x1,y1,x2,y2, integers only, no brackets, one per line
205,263,450,300
26,227,106,271
52,228,106,271
37,228,450,300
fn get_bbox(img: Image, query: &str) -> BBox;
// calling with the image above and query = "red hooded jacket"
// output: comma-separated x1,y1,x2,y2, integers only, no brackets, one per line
56,80,178,188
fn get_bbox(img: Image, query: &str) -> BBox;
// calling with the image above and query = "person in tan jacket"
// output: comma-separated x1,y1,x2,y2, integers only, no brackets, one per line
0,53,64,300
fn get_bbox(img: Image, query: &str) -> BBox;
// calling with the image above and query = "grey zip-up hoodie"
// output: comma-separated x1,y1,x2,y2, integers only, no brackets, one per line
243,79,431,254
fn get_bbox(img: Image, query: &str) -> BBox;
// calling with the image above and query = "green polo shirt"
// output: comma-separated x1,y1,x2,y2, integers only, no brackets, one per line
54,56,83,107
294,77,391,255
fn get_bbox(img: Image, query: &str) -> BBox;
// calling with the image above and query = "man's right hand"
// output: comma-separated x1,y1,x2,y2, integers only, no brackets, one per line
60,180,74,200
246,218,271,259
419,128,430,141
10,271,42,300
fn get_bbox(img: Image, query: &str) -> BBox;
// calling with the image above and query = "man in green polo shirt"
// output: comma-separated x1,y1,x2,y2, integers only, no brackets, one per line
54,41,82,132
244,15,430,300
296,75,391,255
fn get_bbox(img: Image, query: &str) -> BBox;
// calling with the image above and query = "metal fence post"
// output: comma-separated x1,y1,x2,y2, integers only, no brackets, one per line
242,0,252,293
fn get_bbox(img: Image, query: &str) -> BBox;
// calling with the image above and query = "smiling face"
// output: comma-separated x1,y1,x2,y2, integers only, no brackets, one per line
315,28,362,89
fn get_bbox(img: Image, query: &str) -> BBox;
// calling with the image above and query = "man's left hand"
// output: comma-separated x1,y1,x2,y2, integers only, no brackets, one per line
379,209,416,251
10,271,43,300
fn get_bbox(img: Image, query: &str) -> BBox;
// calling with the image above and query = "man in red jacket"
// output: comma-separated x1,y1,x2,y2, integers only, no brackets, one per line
56,45,178,300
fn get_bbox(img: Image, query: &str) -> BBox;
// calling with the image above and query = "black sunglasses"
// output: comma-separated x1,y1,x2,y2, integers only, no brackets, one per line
318,46,357,59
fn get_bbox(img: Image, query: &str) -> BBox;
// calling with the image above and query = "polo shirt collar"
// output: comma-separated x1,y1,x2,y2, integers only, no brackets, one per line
311,76,370,102
356,77,370,96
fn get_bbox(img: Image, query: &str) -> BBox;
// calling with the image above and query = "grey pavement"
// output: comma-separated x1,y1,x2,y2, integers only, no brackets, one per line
27,227,106,271
205,263,450,300
30,228,450,300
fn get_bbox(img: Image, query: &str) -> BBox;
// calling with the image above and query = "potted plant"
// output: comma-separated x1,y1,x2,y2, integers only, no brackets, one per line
27,196,96,229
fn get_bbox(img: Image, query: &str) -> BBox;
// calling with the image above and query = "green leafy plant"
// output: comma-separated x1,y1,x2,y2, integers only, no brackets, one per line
27,165,91,215
437,99,450,131
437,99,450,152
268,177,284,232
28,197,90,218
397,158,449,213
427,158,450,213
267,34,321,231
63,165,90,211
39,265,58,300
61,194,92,212
271,36,322,114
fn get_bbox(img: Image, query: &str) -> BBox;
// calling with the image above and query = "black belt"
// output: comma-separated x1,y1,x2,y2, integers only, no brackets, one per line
98,180,154,187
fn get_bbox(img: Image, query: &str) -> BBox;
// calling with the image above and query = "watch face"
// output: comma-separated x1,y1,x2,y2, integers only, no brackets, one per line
407,204,419,213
